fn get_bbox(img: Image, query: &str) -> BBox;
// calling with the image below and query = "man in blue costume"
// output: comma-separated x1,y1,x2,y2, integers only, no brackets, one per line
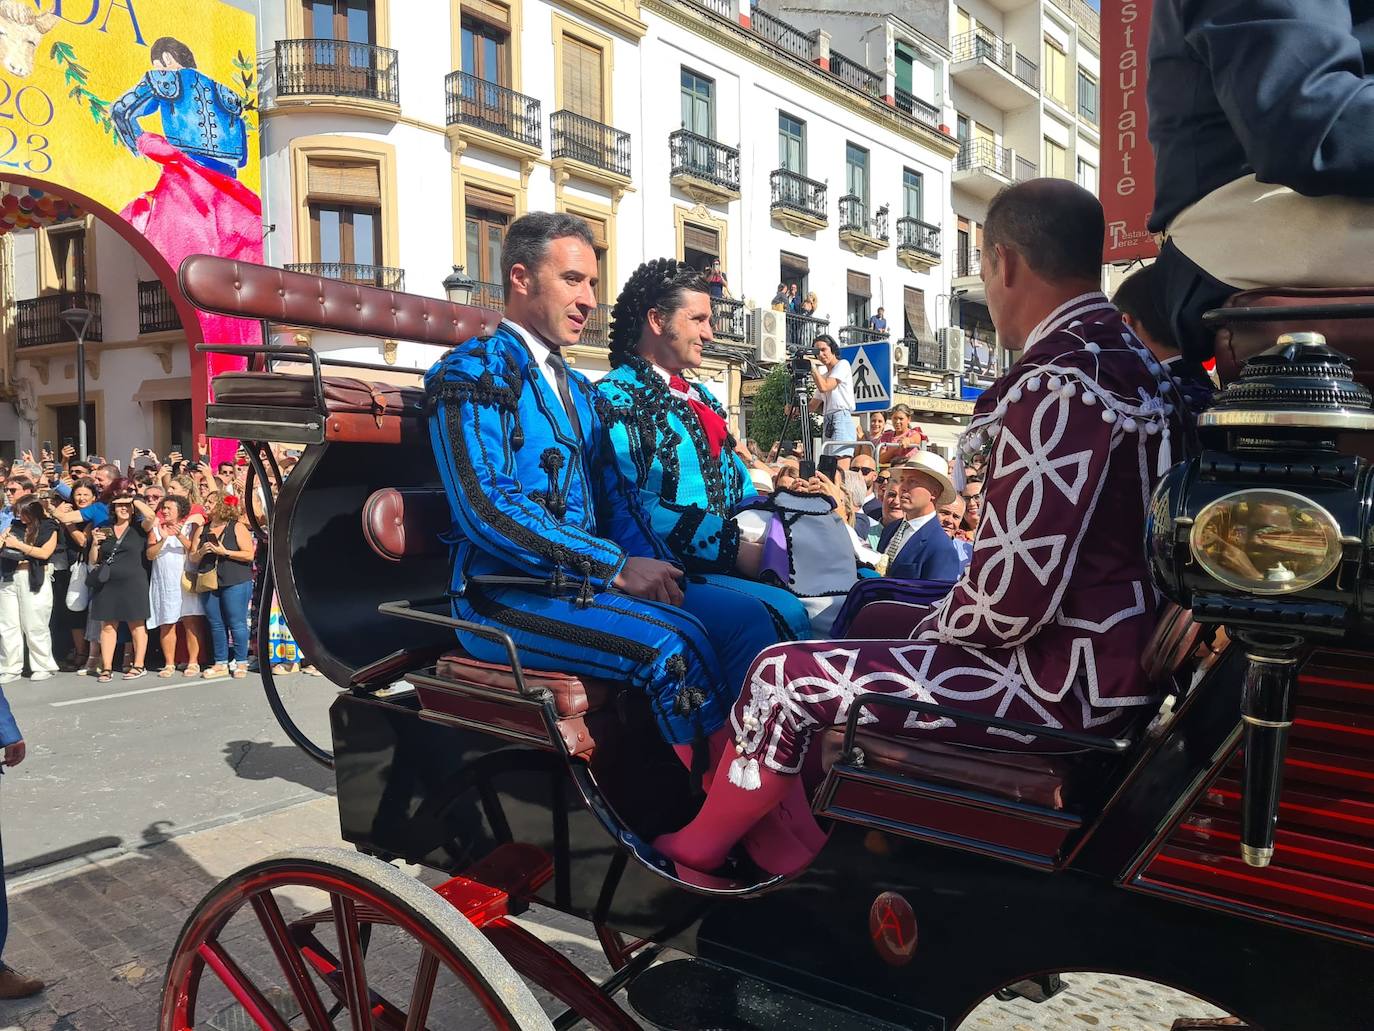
111,37,248,179
596,258,811,642
426,214,789,771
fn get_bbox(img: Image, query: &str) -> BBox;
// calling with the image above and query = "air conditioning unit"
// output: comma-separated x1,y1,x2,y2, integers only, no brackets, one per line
751,307,787,364
937,327,965,374
893,341,909,367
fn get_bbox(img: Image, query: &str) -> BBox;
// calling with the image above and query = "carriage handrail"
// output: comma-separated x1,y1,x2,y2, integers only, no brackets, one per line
1202,302,1374,325
377,599,533,699
840,693,1132,758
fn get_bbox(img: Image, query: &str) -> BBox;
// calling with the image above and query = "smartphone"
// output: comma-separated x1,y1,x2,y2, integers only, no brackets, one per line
62,437,73,449
42,440,51,455
817,454,839,479
171,442,183,457
798,459,816,480
781,440,797,457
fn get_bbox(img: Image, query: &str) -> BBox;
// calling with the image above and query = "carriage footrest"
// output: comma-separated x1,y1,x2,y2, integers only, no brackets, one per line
625,957,938,1031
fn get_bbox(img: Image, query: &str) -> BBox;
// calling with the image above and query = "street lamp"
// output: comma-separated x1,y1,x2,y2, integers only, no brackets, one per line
442,265,475,306
59,306,92,459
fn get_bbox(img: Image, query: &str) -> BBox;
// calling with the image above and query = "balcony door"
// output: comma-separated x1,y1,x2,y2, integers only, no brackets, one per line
562,35,604,121
461,6,512,134
903,168,923,220
308,160,384,283
778,113,804,174
679,69,715,177
46,226,87,296
845,143,869,216
464,188,512,308
304,0,377,94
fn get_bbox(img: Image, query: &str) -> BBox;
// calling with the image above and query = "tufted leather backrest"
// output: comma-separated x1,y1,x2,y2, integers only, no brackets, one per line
179,255,503,346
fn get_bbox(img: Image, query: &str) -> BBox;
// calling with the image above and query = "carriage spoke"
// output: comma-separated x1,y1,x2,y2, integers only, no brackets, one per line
251,892,334,1031
196,942,293,1031
332,894,377,1031
403,951,440,1031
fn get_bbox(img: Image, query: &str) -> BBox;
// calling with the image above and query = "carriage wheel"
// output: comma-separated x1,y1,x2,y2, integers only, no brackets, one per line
159,847,553,1030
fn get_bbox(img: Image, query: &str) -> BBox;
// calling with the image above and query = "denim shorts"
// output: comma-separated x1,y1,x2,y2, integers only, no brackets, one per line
824,410,857,455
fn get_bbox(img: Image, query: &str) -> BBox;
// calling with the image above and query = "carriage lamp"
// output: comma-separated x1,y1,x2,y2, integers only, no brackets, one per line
443,265,475,306
1149,332,1374,867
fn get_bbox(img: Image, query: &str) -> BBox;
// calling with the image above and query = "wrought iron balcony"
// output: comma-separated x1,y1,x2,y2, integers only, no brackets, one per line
839,326,888,345
582,304,613,347
286,262,406,291
957,138,1012,176
1015,155,1037,181
16,292,102,348
471,280,506,311
785,312,829,349
770,169,828,231
950,31,1037,109
711,297,746,342
669,130,741,202
751,7,815,62
138,280,180,335
896,216,942,270
688,0,735,18
445,71,540,151
830,50,881,97
956,250,981,279
838,195,889,255
551,110,632,179
276,39,400,105
895,87,940,128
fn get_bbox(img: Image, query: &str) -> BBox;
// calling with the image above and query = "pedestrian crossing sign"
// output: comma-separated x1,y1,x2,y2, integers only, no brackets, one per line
840,342,893,414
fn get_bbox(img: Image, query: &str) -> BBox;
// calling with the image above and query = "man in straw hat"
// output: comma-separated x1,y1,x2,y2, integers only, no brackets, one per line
655,180,1185,877
876,452,962,581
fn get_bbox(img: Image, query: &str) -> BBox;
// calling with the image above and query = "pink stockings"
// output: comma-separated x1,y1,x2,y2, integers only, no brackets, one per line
660,729,826,876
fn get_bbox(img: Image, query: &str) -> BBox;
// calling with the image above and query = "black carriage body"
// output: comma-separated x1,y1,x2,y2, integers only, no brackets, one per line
183,259,1374,1031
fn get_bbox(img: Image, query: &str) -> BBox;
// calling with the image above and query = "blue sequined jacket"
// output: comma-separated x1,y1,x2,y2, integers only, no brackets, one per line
426,326,674,599
596,357,754,574
112,69,248,173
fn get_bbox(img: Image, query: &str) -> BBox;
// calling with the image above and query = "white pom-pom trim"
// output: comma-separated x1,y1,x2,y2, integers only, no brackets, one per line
1027,377,1043,392
1122,417,1138,432
1061,382,1077,399
1081,391,1097,405
1007,386,1023,403
1085,341,1101,354
1101,409,1118,424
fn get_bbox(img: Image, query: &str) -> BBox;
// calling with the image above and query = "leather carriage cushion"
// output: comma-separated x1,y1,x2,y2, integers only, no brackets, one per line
362,488,449,561
435,651,615,718
818,727,1078,811
1214,287,1374,387
211,372,426,421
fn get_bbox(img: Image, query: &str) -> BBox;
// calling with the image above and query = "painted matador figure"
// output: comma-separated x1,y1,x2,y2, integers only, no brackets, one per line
728,292,1186,782
597,355,811,642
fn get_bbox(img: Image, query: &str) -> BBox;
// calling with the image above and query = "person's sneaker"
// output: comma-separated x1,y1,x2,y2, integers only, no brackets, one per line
0,673,19,685
28,672,54,682
0,967,44,998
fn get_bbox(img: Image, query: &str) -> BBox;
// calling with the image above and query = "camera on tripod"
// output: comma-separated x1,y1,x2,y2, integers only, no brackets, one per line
787,344,813,384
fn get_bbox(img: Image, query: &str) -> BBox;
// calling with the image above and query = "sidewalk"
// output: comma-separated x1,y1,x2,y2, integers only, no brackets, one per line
0,797,1223,1030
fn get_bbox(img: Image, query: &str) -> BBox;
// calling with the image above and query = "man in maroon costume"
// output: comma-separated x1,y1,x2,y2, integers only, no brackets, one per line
657,180,1184,876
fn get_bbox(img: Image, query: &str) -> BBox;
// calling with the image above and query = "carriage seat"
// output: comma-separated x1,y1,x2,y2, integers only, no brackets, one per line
212,371,426,445
362,487,449,561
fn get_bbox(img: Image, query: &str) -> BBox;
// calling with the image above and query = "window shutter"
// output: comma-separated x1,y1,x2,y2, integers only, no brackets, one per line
904,286,929,341
846,271,870,298
307,161,381,204
465,185,515,216
780,251,809,276
682,223,718,256
562,36,603,120
464,0,510,27
576,213,609,249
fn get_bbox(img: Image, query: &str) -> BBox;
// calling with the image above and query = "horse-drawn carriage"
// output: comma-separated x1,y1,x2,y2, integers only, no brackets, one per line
157,257,1374,1030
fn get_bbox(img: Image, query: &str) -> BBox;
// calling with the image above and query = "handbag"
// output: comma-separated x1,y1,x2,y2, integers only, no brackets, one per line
86,526,128,590
65,561,90,610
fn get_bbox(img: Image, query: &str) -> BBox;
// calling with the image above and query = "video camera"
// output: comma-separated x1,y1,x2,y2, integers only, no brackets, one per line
787,344,814,385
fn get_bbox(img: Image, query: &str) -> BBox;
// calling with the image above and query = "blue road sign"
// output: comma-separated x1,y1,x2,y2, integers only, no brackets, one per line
839,341,893,414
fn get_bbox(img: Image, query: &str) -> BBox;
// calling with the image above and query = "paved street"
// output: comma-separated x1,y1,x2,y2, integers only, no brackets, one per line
0,670,1227,1029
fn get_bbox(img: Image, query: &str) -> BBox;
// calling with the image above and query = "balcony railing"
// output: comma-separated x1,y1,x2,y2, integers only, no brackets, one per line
894,86,940,128
751,7,815,62
276,39,400,104
16,292,103,348
688,0,734,17
669,130,740,193
582,304,612,347
785,312,829,349
551,110,631,178
839,325,888,345
839,195,889,241
138,280,180,334
951,31,1037,90
956,250,981,278
956,138,1013,177
905,335,946,371
830,50,882,97
1015,155,1038,181
770,169,827,222
896,217,941,258
445,71,540,149
285,262,406,291
711,297,746,342
472,280,505,311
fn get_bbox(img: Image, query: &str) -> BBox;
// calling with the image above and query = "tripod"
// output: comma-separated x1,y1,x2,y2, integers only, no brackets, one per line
775,376,815,466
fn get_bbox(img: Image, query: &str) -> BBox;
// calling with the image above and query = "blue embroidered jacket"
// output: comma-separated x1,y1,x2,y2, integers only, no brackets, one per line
426,325,673,598
596,357,753,573
112,69,248,176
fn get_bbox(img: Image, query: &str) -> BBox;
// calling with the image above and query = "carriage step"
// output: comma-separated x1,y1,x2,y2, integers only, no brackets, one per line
625,957,938,1031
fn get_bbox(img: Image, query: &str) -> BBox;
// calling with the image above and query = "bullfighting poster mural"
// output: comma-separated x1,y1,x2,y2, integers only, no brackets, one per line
0,0,262,460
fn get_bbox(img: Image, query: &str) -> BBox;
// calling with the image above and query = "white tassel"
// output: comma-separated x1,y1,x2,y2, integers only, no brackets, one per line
728,756,761,790
1157,428,1173,477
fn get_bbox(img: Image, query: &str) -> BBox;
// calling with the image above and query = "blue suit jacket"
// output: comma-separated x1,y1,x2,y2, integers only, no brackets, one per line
879,516,962,582
0,686,20,748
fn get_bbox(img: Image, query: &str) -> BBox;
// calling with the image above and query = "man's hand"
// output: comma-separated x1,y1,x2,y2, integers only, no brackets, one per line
61,444,76,460
613,557,685,606
736,538,764,578
4,740,24,767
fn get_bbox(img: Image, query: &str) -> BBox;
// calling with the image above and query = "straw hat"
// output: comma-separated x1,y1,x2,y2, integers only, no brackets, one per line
890,450,957,507
748,466,775,494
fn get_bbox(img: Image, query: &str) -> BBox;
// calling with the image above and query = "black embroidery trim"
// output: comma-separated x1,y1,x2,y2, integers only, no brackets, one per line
442,402,619,582
538,448,568,519
664,504,707,559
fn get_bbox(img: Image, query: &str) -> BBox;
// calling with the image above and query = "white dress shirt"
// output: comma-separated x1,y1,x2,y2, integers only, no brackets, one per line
504,319,568,417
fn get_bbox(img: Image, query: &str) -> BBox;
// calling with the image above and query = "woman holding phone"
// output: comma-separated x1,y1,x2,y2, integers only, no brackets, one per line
86,489,157,683
191,494,254,679
0,497,60,683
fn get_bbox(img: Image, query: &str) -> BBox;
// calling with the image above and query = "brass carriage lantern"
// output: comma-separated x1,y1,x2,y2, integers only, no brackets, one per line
443,265,476,306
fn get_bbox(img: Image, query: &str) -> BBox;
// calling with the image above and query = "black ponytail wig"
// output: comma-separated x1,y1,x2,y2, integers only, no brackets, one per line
608,258,712,367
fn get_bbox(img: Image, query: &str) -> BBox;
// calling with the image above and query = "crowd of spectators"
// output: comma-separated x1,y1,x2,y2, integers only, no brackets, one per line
0,445,315,685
